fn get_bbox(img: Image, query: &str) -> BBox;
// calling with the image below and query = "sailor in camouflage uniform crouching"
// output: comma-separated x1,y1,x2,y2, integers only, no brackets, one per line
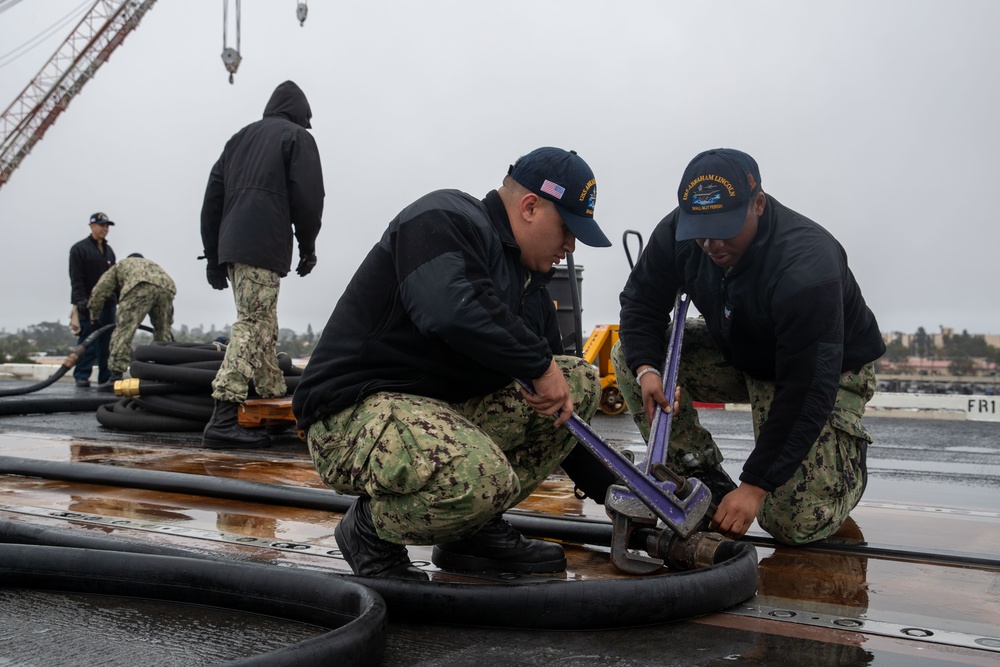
614,148,885,546
87,253,175,384
612,319,876,545
294,148,611,578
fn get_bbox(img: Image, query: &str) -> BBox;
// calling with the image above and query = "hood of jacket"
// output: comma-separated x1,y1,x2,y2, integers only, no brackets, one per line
263,80,312,128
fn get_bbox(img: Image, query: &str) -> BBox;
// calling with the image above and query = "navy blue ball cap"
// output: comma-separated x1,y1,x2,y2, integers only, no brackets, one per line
509,147,611,248
676,148,761,241
89,212,115,226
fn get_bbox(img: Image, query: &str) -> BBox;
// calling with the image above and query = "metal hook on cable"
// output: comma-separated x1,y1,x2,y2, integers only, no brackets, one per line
221,0,242,84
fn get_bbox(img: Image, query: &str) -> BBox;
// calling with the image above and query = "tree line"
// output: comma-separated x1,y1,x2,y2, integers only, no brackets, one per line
881,327,1000,375
0,320,318,363
3,320,998,376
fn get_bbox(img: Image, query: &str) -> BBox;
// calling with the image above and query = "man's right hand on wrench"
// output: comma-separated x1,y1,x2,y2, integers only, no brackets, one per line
635,365,681,423
518,359,575,426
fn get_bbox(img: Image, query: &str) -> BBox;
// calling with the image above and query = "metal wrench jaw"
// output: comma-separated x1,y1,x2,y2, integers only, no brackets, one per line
606,476,712,539
605,488,662,575
604,476,714,574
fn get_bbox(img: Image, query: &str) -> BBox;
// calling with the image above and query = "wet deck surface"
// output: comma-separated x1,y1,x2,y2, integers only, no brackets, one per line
0,383,998,665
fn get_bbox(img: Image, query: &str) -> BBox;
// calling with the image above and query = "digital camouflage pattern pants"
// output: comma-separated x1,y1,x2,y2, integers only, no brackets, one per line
110,282,174,373
211,263,286,403
612,317,875,545
307,356,601,545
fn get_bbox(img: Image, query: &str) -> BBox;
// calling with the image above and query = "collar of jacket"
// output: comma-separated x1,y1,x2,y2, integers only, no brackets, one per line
726,197,773,277
483,189,555,288
84,234,111,255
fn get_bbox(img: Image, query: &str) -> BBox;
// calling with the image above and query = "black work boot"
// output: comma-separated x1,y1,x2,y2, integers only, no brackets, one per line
335,497,427,580
202,400,271,449
97,371,123,392
690,463,738,507
431,515,566,574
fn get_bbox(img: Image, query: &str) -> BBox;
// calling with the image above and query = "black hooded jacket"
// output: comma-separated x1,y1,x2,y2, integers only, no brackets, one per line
200,80,325,276
619,196,885,491
292,189,557,431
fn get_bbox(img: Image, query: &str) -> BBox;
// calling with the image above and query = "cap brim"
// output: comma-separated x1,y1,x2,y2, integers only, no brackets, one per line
561,210,611,248
675,208,744,241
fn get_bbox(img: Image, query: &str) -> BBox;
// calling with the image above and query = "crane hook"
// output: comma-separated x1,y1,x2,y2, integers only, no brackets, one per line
297,2,308,27
222,0,242,83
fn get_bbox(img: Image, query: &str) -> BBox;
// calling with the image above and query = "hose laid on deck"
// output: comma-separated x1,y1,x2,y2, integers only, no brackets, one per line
0,543,387,667
0,323,117,397
0,456,760,629
0,396,119,416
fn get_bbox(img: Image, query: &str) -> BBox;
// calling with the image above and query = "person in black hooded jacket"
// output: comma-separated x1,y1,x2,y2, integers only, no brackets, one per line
200,80,325,449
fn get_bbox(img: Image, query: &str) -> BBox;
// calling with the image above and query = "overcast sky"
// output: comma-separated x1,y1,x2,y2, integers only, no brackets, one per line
1,0,998,340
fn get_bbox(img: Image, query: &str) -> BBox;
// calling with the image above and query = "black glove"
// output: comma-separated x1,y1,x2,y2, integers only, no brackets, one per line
206,259,229,290
296,253,317,277
76,301,91,322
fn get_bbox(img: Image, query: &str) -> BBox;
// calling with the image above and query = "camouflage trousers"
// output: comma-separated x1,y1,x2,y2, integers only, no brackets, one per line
307,356,601,545
211,263,287,403
110,283,174,373
611,317,876,545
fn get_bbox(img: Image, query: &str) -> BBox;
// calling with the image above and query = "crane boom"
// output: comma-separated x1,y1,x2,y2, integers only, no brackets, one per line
0,0,158,190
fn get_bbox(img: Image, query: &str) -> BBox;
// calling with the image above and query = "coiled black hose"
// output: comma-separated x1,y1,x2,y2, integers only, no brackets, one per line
94,342,303,432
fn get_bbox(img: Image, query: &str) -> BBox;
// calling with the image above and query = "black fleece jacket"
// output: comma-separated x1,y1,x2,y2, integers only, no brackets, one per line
619,196,885,491
69,235,116,306
293,189,556,430
200,80,324,276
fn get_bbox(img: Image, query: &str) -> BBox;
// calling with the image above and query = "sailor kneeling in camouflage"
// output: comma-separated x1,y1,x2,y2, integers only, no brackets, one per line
293,147,610,579
614,148,886,546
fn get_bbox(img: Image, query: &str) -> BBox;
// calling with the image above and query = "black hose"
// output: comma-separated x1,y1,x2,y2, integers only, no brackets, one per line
96,398,208,431
129,360,301,392
0,323,116,397
0,396,119,416
114,380,205,396
0,518,216,559
0,543,387,667
130,360,220,386
133,345,298,374
0,456,760,629
134,344,227,363
133,394,215,421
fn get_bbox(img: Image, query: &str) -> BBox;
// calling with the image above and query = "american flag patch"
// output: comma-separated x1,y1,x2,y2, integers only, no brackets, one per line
540,180,565,199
